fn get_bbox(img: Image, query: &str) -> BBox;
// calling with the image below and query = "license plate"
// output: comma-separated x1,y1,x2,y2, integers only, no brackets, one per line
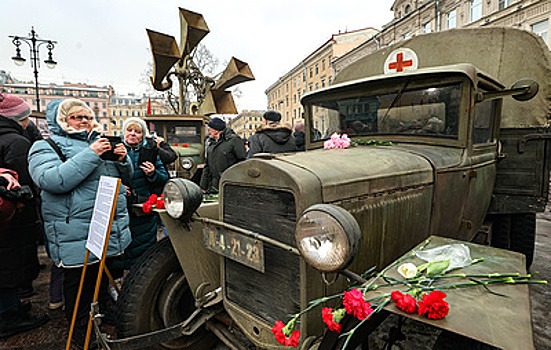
203,223,265,272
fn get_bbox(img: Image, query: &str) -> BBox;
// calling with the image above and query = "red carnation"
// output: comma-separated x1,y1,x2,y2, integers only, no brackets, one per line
271,320,300,347
418,290,449,320
321,308,342,333
342,288,373,320
142,201,153,214
147,194,158,204
391,291,417,314
156,196,165,209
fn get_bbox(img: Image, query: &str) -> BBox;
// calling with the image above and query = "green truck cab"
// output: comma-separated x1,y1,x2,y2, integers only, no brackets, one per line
109,28,550,349
145,114,209,182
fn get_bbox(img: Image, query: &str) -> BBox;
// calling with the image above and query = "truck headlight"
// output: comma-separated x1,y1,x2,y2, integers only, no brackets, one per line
295,204,361,273
162,179,202,222
180,157,194,170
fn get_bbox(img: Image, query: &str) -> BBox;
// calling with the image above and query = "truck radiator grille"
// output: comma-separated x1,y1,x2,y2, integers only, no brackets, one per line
223,185,299,324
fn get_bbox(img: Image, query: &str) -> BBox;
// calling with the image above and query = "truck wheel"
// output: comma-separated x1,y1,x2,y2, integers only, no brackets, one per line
510,213,536,268
488,213,535,269
116,237,214,349
489,214,511,249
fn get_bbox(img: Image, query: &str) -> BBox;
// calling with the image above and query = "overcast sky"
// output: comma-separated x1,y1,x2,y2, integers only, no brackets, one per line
1,0,395,112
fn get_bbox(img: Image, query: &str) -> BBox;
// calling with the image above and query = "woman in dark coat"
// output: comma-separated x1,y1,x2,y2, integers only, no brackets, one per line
0,93,49,339
112,117,169,272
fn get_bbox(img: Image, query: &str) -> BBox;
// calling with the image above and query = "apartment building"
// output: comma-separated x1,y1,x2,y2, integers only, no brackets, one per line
228,110,264,142
108,94,171,136
335,0,550,73
0,71,112,136
265,27,379,126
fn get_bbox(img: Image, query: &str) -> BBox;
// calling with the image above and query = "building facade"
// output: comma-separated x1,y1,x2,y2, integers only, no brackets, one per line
265,27,379,126
335,0,550,74
109,94,171,136
1,72,112,136
228,110,264,142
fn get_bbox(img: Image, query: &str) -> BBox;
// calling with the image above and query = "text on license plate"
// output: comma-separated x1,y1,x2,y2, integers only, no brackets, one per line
203,224,265,273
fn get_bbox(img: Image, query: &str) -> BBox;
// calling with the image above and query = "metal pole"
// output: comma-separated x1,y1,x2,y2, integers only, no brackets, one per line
30,29,41,112
9,27,56,113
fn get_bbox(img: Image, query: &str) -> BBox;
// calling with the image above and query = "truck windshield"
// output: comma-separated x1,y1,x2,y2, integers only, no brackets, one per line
150,120,203,144
308,82,461,142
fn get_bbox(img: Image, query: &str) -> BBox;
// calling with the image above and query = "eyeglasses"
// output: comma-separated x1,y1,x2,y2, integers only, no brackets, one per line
69,115,94,121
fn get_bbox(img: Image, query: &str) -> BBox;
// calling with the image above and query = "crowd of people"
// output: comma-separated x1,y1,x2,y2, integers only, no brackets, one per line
200,110,305,193
0,93,306,348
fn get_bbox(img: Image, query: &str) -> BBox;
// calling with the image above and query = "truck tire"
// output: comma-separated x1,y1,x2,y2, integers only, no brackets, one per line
510,213,536,268
488,213,535,269
116,237,214,349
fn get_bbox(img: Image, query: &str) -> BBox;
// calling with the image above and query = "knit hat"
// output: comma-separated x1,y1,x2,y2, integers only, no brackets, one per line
208,117,226,131
263,110,281,122
0,93,31,121
55,98,101,133
122,116,149,135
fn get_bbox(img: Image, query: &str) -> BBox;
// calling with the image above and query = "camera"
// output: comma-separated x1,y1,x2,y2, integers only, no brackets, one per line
0,184,34,202
100,135,122,161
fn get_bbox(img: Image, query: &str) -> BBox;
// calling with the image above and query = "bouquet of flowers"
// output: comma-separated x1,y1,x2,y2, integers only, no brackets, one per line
271,239,547,348
324,133,351,149
142,193,165,213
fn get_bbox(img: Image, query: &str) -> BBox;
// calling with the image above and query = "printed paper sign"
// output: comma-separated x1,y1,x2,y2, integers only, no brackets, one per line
86,176,120,259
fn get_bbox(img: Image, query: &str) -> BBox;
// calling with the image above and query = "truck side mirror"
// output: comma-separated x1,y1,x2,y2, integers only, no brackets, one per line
510,79,539,101
477,78,539,102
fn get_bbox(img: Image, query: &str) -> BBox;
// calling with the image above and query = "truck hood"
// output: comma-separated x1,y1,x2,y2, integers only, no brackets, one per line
271,146,441,202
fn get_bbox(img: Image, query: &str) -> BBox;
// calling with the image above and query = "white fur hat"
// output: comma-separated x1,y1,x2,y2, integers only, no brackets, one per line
122,117,149,135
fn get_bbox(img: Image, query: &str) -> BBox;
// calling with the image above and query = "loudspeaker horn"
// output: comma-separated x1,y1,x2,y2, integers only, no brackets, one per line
198,89,238,116
213,57,255,91
179,8,210,58
147,29,181,91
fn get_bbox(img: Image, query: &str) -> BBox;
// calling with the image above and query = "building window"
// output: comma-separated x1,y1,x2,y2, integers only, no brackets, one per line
322,59,326,70
404,4,411,15
498,0,514,10
321,77,326,88
423,21,432,33
470,0,482,22
309,68,313,78
532,19,549,44
447,9,457,29
315,64,319,75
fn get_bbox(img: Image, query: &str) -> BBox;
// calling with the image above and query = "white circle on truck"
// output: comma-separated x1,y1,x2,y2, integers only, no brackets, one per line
384,48,419,74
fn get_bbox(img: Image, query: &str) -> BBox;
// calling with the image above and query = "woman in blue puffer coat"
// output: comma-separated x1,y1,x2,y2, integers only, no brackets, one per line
28,98,132,348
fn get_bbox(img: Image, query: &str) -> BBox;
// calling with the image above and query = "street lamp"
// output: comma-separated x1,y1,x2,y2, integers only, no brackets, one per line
9,27,57,112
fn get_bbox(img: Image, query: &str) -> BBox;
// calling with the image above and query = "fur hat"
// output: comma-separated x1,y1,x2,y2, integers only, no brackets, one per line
263,110,281,122
0,93,31,121
122,117,149,135
56,98,101,133
208,117,226,131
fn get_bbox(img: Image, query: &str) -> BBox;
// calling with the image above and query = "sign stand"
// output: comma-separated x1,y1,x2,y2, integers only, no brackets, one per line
65,176,122,350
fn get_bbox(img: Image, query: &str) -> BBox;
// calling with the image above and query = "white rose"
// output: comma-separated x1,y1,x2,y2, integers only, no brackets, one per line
397,262,418,279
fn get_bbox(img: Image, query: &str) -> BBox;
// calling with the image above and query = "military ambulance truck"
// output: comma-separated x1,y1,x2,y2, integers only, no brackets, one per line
109,28,550,349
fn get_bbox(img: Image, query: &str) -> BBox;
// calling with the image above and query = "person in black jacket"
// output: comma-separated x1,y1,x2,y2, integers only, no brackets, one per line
247,110,296,158
200,117,246,193
0,93,49,339
293,122,306,151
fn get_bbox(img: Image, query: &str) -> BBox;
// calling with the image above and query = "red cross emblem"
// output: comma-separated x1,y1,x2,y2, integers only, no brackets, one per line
388,53,413,72
384,48,419,74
